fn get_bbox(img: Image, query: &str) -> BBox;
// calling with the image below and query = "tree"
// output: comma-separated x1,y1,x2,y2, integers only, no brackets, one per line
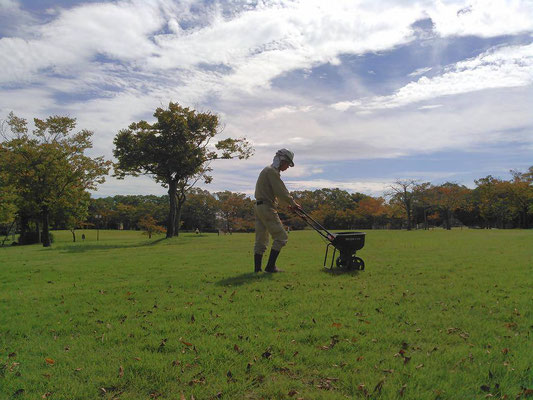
138,215,166,238
1,112,111,246
412,182,432,230
216,191,254,232
507,167,533,228
0,153,18,225
386,180,418,230
432,182,470,230
474,176,513,229
356,196,388,229
181,189,218,231
113,102,253,238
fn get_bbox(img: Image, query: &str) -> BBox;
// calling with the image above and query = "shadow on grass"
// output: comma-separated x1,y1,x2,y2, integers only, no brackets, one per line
47,237,169,253
216,272,274,286
322,267,362,276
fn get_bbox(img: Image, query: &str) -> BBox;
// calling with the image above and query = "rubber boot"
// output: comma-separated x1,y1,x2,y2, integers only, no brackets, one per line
265,249,283,273
254,253,263,273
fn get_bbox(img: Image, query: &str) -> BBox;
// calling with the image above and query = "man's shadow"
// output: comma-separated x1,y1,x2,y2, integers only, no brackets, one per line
216,272,274,287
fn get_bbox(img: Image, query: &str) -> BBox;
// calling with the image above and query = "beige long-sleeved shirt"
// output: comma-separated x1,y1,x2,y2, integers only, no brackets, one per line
254,165,296,207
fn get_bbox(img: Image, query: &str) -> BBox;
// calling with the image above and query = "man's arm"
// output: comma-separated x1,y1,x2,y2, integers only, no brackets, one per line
268,169,298,207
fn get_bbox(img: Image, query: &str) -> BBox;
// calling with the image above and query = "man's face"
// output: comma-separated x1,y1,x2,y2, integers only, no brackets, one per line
279,160,290,171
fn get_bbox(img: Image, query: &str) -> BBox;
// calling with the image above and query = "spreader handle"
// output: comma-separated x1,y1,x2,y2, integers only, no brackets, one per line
292,208,336,240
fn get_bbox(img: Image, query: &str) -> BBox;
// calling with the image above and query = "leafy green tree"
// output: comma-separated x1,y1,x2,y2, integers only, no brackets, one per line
181,189,218,231
0,152,18,225
113,102,253,238
507,167,533,228
1,112,111,246
474,176,514,229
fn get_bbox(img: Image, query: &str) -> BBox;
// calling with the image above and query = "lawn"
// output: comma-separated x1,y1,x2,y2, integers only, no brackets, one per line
1,229,532,399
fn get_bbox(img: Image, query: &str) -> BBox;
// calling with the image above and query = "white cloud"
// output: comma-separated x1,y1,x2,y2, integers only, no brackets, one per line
408,66,432,77
418,104,442,110
335,43,533,111
286,179,391,196
430,0,533,38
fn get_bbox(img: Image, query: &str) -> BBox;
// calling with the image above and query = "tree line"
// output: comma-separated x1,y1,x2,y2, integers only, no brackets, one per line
1,103,532,247
82,177,533,234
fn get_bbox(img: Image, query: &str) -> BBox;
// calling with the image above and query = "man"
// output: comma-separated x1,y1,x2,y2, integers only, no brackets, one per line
254,149,301,273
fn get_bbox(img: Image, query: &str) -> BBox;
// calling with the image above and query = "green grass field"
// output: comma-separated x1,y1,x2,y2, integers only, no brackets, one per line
1,229,532,399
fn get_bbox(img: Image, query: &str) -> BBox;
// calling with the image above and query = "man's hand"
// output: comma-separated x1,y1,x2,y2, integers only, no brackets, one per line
289,203,302,213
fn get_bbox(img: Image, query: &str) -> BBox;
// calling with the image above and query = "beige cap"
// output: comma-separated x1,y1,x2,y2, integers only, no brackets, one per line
276,148,294,167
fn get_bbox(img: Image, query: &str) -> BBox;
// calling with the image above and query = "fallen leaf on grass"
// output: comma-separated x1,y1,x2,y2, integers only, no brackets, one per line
8,352,16,358
331,323,342,328
12,389,24,397
480,385,491,392
234,344,243,354
358,384,369,397
180,394,186,400
42,392,52,398
416,364,424,369
399,384,407,396
357,356,364,362
501,348,509,355
288,389,299,397
45,358,55,365
179,338,193,346
262,351,272,359
118,365,124,377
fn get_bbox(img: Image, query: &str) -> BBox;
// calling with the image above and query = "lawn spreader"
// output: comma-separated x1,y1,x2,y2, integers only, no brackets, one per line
293,208,366,270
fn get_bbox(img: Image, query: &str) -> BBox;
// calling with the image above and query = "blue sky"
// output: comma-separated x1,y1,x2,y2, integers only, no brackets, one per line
1,0,532,198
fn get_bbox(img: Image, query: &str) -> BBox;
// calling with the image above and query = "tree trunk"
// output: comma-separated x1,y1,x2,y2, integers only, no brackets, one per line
176,203,183,237
167,179,177,238
406,207,412,230
42,206,51,247
445,209,451,230
71,229,76,242
175,191,186,237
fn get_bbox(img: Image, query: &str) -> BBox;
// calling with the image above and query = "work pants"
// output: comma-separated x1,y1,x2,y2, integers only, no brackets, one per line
254,204,288,255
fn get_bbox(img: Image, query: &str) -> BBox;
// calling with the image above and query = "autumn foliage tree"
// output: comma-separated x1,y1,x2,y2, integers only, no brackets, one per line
138,215,166,238
432,182,469,230
113,102,253,238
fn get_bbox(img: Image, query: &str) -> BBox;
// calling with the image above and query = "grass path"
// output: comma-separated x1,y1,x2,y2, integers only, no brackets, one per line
1,229,532,399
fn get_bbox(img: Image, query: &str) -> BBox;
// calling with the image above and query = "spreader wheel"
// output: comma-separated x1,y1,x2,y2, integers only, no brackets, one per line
352,256,365,270
336,255,365,270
